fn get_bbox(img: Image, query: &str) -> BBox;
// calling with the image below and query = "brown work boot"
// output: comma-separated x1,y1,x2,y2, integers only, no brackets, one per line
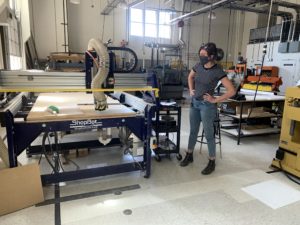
180,152,193,167
201,159,215,175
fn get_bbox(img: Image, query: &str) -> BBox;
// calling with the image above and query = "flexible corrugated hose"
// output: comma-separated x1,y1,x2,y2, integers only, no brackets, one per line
88,38,109,111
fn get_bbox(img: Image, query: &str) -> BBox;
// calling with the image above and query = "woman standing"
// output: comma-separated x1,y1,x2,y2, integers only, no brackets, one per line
180,42,236,175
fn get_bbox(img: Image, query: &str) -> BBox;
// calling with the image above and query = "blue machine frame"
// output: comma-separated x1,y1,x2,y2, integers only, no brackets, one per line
5,50,155,185
5,107,154,185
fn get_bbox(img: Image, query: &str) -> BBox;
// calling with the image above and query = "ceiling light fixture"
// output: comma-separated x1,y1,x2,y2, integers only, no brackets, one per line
70,0,80,4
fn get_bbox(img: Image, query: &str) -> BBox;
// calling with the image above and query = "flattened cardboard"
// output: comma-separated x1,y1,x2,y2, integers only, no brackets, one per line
0,163,44,216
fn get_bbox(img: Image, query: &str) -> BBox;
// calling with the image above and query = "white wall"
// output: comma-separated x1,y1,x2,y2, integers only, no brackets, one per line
0,0,7,13
68,0,177,61
16,0,31,68
241,12,258,57
67,0,117,53
23,0,300,69
0,0,7,69
30,0,65,59
28,0,252,69
187,5,244,68
30,1,291,69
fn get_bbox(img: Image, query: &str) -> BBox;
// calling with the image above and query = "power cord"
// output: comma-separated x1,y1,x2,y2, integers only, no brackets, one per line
246,44,266,120
123,145,144,171
41,131,58,173
246,0,275,121
279,161,300,185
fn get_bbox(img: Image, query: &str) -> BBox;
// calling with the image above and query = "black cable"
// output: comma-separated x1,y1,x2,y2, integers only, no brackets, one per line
67,158,80,170
246,1,277,120
51,133,60,173
246,50,265,119
58,157,65,172
38,152,43,165
279,161,300,185
42,131,64,174
42,132,56,172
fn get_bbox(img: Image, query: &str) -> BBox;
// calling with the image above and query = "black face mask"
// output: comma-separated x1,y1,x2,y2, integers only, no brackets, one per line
199,56,209,65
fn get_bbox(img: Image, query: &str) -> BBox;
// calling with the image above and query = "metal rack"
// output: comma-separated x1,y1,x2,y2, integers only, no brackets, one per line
152,104,182,161
219,96,285,145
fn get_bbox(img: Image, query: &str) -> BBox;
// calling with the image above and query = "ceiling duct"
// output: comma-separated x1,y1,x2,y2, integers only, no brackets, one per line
185,0,297,42
178,0,185,46
169,0,237,23
101,0,126,15
273,0,300,42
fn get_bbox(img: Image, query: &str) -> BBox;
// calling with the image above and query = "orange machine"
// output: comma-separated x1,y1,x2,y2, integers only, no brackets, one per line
242,66,282,92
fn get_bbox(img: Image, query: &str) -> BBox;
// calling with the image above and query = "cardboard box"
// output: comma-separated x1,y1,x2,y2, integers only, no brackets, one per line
241,124,270,130
0,163,44,216
247,107,267,114
236,105,251,115
236,106,269,116
68,148,89,158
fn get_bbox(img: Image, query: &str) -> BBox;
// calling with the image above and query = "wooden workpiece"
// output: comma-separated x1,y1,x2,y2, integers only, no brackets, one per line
26,93,136,122
49,53,84,62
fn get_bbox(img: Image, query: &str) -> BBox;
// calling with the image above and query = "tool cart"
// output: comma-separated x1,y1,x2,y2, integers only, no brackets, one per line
152,103,182,161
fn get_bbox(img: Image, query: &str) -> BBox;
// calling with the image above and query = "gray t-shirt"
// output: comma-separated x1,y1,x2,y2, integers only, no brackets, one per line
192,63,226,100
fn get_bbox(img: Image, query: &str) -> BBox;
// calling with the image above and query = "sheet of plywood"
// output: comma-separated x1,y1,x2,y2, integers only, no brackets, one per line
26,93,136,122
32,92,119,106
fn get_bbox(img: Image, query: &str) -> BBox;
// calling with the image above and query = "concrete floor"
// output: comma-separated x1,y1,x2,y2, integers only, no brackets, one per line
1,104,300,225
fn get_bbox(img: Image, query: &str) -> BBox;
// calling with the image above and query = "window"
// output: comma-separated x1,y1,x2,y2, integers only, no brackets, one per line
130,8,172,39
145,10,157,38
130,8,143,37
159,12,171,39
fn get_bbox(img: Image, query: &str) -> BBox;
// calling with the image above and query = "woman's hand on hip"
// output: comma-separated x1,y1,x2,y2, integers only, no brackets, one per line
189,89,195,96
203,93,217,103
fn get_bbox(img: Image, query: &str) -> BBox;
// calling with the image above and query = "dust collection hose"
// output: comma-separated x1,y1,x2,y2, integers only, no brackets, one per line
88,39,110,111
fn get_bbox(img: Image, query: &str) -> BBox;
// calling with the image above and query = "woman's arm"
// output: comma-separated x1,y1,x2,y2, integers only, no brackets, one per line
188,70,196,96
203,77,236,103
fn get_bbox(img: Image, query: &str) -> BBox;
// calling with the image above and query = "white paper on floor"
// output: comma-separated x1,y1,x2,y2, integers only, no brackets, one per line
242,179,300,209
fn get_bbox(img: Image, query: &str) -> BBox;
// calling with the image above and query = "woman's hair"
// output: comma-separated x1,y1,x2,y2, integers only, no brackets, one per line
199,42,217,59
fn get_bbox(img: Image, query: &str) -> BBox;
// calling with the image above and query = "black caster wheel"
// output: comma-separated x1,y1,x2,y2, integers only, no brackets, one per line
144,174,150,178
176,154,182,161
154,154,161,162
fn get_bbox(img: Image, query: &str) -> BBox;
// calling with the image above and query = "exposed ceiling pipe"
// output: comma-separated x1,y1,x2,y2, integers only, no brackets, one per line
272,0,300,41
184,1,293,21
169,0,236,23
228,4,293,20
190,0,268,6
178,0,186,46
101,0,126,15
184,0,298,19
273,0,300,10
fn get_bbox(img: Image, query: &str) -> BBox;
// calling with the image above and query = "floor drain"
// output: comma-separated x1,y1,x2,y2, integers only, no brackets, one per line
114,191,122,195
123,209,132,215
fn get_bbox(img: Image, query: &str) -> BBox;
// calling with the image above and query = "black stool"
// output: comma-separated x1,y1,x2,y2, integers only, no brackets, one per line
197,114,222,158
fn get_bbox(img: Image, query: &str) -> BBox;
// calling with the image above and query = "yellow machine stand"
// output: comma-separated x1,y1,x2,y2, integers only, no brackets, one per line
272,87,300,178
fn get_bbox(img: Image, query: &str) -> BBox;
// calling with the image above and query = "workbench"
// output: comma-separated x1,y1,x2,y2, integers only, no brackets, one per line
220,91,285,144
6,92,154,185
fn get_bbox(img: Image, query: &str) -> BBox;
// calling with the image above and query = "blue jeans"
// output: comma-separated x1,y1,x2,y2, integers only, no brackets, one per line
188,98,217,158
